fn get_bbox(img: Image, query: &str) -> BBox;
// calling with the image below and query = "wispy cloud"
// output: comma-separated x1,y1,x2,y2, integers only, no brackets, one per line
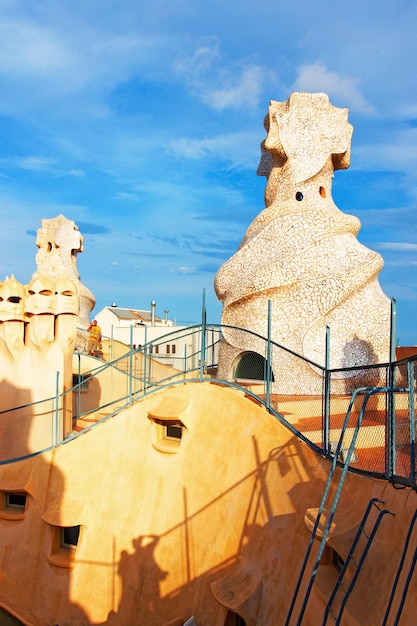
175,39,221,82
379,243,417,252
353,128,417,180
0,7,172,118
201,66,267,111
168,132,259,169
176,265,197,275
175,39,268,111
292,62,375,114
351,206,417,229
0,19,72,76
15,156,58,171
1,156,87,179
68,169,86,177
76,222,110,235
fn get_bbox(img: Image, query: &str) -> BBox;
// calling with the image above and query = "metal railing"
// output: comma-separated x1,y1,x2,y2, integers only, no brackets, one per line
382,509,417,626
285,388,399,626
0,322,416,488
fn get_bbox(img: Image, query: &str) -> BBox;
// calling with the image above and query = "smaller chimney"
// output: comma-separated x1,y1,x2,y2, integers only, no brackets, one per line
164,309,169,324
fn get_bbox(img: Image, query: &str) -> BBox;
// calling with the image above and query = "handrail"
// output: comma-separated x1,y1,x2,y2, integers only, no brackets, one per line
393,547,417,626
323,497,384,624
332,506,394,625
408,360,416,485
285,387,404,626
382,509,417,626
0,324,415,491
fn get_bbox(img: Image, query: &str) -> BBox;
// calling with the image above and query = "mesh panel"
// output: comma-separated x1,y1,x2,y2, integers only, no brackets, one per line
393,389,412,478
325,367,389,475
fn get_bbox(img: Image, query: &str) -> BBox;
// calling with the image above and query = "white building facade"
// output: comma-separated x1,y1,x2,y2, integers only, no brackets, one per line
94,305,202,371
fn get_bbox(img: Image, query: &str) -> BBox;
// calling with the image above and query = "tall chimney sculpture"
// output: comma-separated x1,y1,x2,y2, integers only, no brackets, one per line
215,93,391,394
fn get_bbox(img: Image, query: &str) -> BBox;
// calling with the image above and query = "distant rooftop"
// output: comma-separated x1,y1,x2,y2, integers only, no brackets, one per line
106,306,162,324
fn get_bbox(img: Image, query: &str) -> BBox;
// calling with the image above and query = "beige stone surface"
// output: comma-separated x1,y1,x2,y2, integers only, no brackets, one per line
0,274,78,455
215,93,391,394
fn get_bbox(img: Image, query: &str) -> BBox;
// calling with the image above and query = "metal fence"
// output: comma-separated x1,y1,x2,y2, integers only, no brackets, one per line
1,322,416,487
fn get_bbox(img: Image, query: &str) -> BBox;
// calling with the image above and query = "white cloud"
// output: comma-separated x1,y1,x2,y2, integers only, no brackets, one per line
68,169,86,177
0,19,72,75
292,62,375,114
201,65,266,111
177,266,195,274
175,38,268,111
116,191,140,201
15,156,58,171
379,243,417,252
168,137,214,160
175,39,221,80
3,157,86,178
353,128,417,177
0,6,172,118
167,131,260,169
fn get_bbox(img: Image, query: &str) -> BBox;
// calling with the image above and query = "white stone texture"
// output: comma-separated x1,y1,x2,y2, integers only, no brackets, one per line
215,93,391,394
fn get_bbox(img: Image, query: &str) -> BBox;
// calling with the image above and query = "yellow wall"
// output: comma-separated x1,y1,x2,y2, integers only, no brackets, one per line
0,382,415,625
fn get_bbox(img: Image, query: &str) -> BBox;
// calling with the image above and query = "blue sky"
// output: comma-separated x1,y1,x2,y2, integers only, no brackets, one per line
0,0,416,345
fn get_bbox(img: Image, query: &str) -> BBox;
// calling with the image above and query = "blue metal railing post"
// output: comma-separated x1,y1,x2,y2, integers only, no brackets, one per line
200,289,206,382
334,507,393,625
382,510,417,626
148,343,153,387
266,299,272,409
129,325,133,404
77,353,81,420
55,371,60,446
323,325,331,455
390,297,397,364
387,298,397,477
323,498,385,625
408,360,415,484
143,324,148,395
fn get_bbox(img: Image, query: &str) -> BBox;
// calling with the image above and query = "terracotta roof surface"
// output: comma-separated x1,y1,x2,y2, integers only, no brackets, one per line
107,307,162,323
